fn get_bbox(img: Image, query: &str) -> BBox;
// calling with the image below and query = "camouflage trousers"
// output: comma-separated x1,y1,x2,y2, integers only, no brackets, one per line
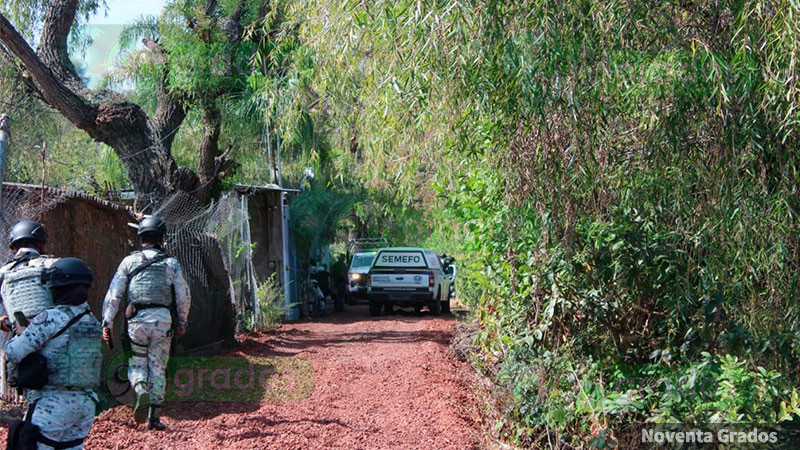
27,389,96,450
127,320,172,404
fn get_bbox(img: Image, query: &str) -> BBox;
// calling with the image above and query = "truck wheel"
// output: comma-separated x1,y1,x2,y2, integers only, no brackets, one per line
414,305,423,314
383,302,394,315
442,291,451,313
430,299,441,315
369,302,382,317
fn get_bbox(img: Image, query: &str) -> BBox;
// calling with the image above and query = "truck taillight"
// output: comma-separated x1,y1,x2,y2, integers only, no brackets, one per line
429,274,435,287
367,274,371,285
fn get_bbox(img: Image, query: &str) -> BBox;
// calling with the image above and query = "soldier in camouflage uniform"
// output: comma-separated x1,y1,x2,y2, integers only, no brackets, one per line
0,221,58,332
6,258,102,449
101,216,191,430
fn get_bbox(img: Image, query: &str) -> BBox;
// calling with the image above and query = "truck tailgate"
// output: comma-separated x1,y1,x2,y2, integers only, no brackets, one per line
370,273,429,289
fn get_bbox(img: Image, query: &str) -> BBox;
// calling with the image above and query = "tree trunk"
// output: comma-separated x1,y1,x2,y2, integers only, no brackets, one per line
196,102,222,201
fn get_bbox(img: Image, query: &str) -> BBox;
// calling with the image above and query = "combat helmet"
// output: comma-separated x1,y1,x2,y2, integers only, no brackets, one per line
137,216,167,239
9,221,47,249
43,257,93,288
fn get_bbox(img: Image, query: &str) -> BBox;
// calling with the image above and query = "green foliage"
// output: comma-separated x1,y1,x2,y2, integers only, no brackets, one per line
6,0,800,445
0,55,127,192
112,0,261,103
285,0,800,446
252,274,285,330
289,187,355,262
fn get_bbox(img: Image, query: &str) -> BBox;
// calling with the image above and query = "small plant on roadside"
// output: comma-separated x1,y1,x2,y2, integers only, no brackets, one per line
252,274,285,331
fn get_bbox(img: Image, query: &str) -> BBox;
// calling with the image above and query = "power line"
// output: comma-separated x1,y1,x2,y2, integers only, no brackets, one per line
0,99,64,116
118,125,182,161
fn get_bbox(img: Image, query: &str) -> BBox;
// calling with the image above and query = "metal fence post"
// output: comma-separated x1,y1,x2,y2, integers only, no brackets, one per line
0,114,15,402
0,114,9,204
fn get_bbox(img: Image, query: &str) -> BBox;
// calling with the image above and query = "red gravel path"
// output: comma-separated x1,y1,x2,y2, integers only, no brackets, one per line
4,305,479,449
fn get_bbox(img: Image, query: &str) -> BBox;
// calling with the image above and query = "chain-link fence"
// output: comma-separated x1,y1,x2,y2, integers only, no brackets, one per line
0,183,128,403
153,191,262,337
0,183,271,402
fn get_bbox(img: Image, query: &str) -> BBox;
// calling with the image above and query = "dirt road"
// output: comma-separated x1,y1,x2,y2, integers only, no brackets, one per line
80,305,479,449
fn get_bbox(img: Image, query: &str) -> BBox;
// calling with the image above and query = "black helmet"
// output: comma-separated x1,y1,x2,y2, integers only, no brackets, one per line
9,220,48,248
42,258,93,288
137,216,167,238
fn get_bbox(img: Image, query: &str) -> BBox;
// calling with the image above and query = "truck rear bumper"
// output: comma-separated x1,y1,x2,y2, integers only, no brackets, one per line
368,290,436,305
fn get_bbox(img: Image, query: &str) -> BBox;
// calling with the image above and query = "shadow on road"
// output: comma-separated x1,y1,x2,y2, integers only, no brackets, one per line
156,304,468,421
263,329,453,352
221,416,369,441
162,401,263,420
234,305,469,354
293,303,468,326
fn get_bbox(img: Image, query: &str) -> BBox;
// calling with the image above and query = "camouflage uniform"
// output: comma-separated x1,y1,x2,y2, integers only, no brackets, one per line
5,304,101,450
0,248,58,399
102,248,190,405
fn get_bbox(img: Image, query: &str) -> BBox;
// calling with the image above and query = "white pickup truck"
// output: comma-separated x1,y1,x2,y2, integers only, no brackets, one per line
366,247,451,316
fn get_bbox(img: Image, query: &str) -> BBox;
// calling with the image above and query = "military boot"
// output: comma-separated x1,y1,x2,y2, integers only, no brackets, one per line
133,391,150,424
147,405,166,431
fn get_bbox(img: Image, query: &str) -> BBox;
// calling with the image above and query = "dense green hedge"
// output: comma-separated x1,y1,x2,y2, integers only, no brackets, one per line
439,1,800,446
291,0,800,446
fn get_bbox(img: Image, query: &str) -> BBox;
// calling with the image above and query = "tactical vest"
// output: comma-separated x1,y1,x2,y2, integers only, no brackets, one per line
127,253,171,306
48,310,102,389
1,259,54,323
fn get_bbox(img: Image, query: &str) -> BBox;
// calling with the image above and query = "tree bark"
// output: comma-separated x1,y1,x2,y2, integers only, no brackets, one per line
0,13,94,128
0,0,265,206
196,102,222,200
37,0,84,90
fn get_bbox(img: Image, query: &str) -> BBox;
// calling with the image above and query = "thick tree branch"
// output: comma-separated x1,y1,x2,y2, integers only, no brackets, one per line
37,0,84,90
245,0,273,46
0,0,253,205
216,144,236,173
0,13,187,201
207,0,247,43
204,0,219,16
257,0,272,22
230,0,248,23
0,13,95,127
144,38,186,146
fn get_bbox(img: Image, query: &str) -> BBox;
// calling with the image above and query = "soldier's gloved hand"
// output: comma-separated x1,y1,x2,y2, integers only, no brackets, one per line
175,326,186,338
102,326,113,342
0,316,10,333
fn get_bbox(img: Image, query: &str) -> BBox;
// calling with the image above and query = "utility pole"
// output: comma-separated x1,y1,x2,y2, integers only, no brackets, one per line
0,114,10,217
